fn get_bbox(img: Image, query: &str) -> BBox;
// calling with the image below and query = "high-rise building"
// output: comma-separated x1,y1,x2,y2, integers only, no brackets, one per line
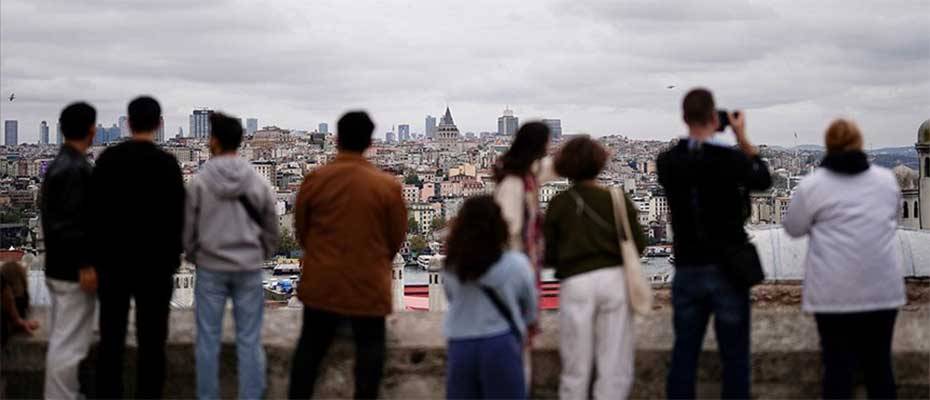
386,131,396,143
39,121,50,145
498,108,518,136
246,118,258,135
425,115,437,139
4,120,18,146
56,123,63,145
190,108,213,139
398,124,410,142
156,116,166,143
542,119,562,140
118,115,129,137
318,122,328,134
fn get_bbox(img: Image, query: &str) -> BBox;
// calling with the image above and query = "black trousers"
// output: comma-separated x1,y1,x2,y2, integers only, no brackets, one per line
95,273,174,399
815,309,898,399
288,307,386,399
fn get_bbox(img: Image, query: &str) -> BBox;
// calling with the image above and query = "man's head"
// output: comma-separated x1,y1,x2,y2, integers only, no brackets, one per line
59,102,96,145
127,96,162,134
208,112,243,155
337,111,374,153
682,88,718,134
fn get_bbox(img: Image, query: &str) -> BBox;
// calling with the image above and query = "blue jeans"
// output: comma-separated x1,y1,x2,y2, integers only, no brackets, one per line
446,332,525,399
195,268,266,399
667,265,750,399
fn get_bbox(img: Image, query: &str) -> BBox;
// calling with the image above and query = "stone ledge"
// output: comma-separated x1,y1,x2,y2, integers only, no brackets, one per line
2,307,928,398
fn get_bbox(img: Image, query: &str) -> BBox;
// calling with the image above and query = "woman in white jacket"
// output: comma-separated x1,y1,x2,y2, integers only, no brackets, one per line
783,119,905,399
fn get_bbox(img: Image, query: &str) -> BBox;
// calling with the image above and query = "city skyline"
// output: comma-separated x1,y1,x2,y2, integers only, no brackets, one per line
1,1,927,147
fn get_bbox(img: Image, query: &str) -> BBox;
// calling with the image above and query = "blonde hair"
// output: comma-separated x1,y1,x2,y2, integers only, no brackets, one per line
824,119,864,154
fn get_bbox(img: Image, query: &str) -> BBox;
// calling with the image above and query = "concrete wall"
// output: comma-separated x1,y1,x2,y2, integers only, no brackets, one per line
2,307,928,399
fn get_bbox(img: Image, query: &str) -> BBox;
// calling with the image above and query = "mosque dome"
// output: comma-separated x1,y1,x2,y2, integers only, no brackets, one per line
919,119,930,144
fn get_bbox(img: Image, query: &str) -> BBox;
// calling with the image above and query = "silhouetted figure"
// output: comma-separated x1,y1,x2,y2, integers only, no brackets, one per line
783,119,905,399
657,88,772,399
91,96,184,399
185,113,279,399
442,195,538,399
288,111,407,399
544,137,647,399
40,101,97,398
1,261,37,348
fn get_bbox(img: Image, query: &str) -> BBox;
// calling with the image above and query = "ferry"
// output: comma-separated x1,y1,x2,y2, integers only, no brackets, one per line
272,263,301,275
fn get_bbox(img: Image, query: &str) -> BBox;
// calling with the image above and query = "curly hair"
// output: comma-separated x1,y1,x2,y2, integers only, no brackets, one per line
444,195,509,281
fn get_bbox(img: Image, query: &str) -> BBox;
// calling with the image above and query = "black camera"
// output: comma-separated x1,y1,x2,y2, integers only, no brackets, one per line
716,109,741,132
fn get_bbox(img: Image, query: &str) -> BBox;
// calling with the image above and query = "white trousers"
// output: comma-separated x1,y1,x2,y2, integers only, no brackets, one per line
44,278,96,400
559,267,635,400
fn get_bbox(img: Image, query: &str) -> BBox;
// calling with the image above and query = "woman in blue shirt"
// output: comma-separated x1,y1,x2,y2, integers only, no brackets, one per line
443,195,538,399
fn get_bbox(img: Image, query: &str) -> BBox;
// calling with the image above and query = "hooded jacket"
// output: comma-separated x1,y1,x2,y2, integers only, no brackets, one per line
184,155,279,272
783,151,905,313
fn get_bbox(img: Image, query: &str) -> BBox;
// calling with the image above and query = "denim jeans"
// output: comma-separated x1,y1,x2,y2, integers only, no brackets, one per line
447,332,525,399
667,265,750,399
195,268,266,400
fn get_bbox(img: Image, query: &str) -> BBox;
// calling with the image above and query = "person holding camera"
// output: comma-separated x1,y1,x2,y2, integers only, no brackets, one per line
657,88,772,398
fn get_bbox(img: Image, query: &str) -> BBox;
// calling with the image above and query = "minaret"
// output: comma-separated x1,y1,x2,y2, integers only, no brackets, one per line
392,253,405,312
427,255,447,311
917,119,930,229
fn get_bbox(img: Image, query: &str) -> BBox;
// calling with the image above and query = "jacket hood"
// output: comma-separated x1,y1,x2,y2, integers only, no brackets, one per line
820,151,870,175
199,156,255,198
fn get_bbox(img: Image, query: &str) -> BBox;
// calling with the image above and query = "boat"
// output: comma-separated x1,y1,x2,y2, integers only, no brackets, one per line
263,278,294,301
272,263,301,275
640,256,650,264
667,255,675,265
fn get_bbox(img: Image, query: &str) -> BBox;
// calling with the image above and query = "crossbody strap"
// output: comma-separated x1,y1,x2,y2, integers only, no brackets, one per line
480,285,522,341
238,194,264,229
566,189,618,237
609,188,634,246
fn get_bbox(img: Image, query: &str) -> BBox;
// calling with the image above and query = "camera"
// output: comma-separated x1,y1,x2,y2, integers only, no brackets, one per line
716,109,741,132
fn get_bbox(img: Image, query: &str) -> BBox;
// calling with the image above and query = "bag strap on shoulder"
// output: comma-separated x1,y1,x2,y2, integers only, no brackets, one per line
238,195,264,229
480,285,521,341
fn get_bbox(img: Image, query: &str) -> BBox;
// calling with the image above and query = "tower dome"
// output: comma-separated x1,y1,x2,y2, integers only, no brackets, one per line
919,119,930,145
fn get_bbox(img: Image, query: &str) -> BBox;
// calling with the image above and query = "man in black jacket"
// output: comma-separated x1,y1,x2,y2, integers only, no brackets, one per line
91,96,185,399
40,102,97,399
657,88,772,399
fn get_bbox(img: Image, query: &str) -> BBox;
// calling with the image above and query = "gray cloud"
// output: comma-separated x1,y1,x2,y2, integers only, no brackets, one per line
1,0,927,146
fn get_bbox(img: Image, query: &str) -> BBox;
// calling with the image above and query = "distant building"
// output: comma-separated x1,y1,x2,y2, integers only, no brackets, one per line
4,120,18,146
118,115,129,138
251,160,277,187
435,107,461,145
56,123,63,145
465,132,475,140
318,122,328,134
498,108,518,136
156,116,166,143
189,109,213,139
542,119,562,140
39,121,50,145
386,131,396,143
425,115,437,139
398,124,410,142
246,118,258,135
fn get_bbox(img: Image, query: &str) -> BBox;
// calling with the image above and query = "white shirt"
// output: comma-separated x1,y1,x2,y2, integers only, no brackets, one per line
783,165,906,313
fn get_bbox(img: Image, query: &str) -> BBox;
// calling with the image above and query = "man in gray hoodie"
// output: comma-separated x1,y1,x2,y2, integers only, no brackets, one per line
183,112,279,399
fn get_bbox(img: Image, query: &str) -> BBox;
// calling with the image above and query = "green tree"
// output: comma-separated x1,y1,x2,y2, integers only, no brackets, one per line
404,173,422,186
430,216,446,232
408,235,428,254
408,217,419,234
278,227,300,256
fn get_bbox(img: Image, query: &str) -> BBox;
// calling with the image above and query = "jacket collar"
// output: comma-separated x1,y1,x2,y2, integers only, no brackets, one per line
59,143,86,159
820,151,870,174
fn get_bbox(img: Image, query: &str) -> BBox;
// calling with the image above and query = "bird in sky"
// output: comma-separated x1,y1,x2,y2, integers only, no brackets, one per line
666,85,676,89
8,93,14,102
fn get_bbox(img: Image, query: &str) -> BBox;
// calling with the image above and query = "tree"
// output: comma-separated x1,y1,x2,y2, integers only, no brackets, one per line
277,227,300,256
408,217,419,234
430,216,446,231
408,235,428,254
404,173,422,186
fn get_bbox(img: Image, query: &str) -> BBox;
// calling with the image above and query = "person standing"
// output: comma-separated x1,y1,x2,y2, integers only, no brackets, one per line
543,137,647,399
1,261,39,348
657,88,772,399
184,113,279,399
40,102,97,399
783,119,905,399
288,111,407,399
442,195,538,399
91,96,185,399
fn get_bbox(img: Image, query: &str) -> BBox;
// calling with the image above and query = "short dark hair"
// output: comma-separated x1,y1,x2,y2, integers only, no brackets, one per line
337,111,374,152
127,96,162,133
209,112,243,151
682,88,716,126
555,136,608,181
59,102,96,140
444,195,508,282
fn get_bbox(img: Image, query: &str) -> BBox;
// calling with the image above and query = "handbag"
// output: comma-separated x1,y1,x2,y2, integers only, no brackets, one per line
720,242,765,288
609,188,653,316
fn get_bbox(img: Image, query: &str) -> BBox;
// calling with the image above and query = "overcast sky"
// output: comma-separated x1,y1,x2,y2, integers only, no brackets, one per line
1,0,928,147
